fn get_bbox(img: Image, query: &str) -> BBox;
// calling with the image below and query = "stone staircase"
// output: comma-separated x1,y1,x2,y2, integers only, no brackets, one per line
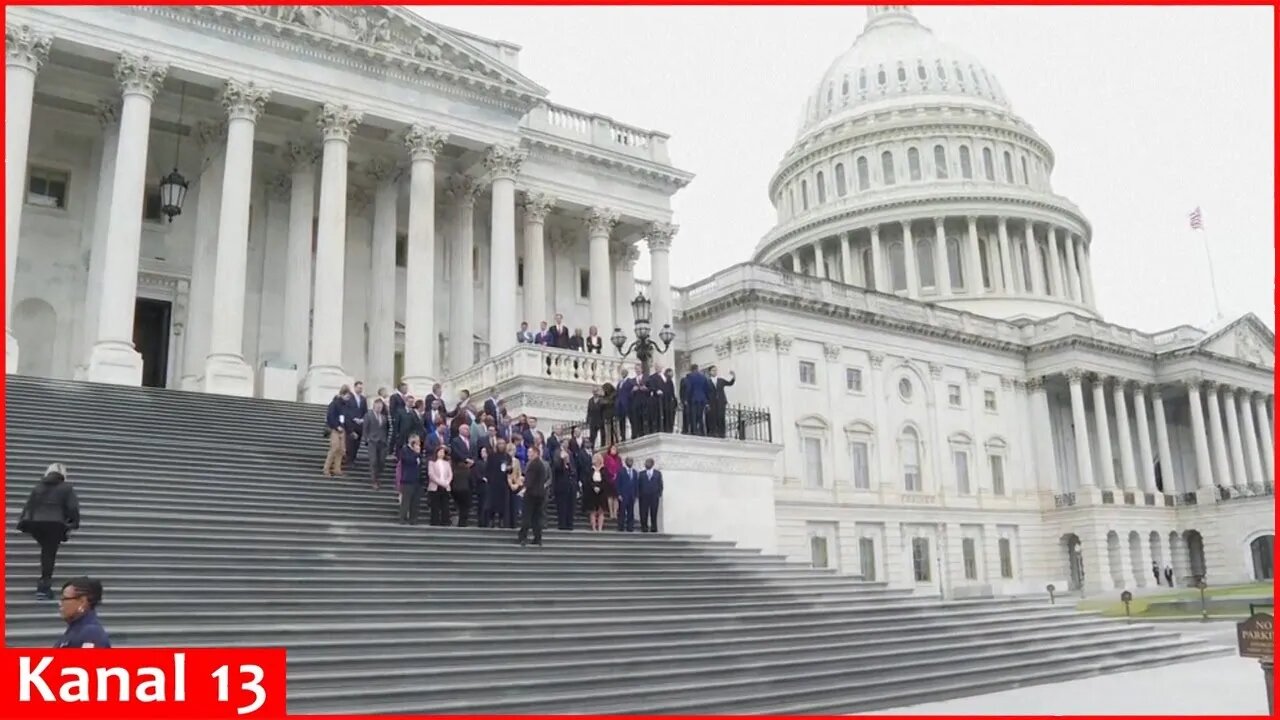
4,375,1227,714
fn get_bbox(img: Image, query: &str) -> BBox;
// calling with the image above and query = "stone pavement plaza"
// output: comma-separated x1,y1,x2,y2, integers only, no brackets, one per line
872,622,1270,715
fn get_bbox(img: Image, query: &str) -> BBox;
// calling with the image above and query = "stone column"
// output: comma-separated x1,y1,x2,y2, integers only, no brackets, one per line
87,53,168,385
301,103,362,403
1025,221,1046,296
5,24,51,372
613,243,639,336
1132,384,1159,494
180,122,227,390
1079,243,1097,306
521,192,555,331
1221,387,1250,491
1067,370,1095,488
1063,233,1082,302
586,208,618,334
1091,374,1117,489
1112,380,1138,490
1253,393,1275,483
1028,377,1060,492
1045,225,1064,298
869,225,885,291
1238,389,1265,491
933,217,951,295
484,144,526,356
203,80,271,396
812,241,826,279
1152,387,1178,494
446,174,480,375
1204,381,1233,488
364,158,398,394
788,253,800,274
77,101,122,378
647,221,677,353
1185,379,1216,490
399,125,446,393
280,141,318,390
996,217,1014,295
839,232,853,284
966,216,984,294
902,221,920,295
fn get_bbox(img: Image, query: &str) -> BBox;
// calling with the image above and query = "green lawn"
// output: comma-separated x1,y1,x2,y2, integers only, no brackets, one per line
1078,582,1274,618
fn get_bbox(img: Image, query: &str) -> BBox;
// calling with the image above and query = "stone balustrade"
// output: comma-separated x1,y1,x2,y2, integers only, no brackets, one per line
447,344,624,398
523,102,672,165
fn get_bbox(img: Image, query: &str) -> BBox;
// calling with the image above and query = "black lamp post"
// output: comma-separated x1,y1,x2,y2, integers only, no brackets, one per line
611,292,675,375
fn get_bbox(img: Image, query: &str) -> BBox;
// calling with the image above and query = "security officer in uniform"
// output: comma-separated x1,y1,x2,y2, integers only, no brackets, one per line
54,577,111,648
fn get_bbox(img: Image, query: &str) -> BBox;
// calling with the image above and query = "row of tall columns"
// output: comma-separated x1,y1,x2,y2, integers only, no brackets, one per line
780,216,1094,307
1061,370,1273,495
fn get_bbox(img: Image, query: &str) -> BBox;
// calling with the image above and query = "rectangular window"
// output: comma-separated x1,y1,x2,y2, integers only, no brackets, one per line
858,537,877,581
810,534,830,569
846,367,863,392
990,455,1006,496
850,441,870,489
911,537,931,582
393,351,404,386
962,537,978,580
803,437,824,488
799,360,817,386
395,232,408,268
27,166,69,209
984,389,998,412
954,450,971,494
948,384,963,408
142,188,164,222
578,268,590,299
999,537,1014,578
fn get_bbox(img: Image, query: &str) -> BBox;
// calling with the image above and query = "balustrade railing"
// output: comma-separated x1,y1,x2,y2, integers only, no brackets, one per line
447,345,624,396
522,102,672,164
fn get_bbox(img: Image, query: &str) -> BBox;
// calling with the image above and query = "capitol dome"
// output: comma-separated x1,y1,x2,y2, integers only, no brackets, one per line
756,5,1098,322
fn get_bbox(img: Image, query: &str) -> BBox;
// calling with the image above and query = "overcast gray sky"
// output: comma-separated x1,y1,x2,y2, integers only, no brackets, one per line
420,5,1275,334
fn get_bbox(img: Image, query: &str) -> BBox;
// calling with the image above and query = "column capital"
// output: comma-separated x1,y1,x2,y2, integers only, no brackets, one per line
484,143,527,182
446,174,482,208
965,369,981,383
586,207,619,237
1203,379,1220,392
1026,376,1046,392
645,221,678,252
1151,385,1164,401
1112,377,1132,394
347,185,373,215
283,140,320,171
932,216,946,229
1182,375,1204,391
1090,372,1112,386
522,192,556,222
362,156,398,186
94,99,122,129
1065,368,1087,385
966,215,979,225
267,172,292,202
114,52,169,100
622,243,642,268
219,79,271,123
870,224,881,240
996,215,1009,229
195,119,228,150
403,124,447,162
900,220,913,233
6,24,52,72
1131,382,1151,397
316,102,363,142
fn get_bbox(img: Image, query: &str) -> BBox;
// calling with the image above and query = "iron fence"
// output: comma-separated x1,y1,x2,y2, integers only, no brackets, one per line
553,403,774,446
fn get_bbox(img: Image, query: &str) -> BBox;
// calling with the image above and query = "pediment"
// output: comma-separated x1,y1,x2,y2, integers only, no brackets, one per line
159,6,548,103
1197,314,1275,368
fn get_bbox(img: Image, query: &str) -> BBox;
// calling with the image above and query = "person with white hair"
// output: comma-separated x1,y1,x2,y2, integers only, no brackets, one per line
16,463,81,600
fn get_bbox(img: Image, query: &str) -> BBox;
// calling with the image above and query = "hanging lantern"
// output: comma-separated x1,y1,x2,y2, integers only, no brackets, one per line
158,168,188,222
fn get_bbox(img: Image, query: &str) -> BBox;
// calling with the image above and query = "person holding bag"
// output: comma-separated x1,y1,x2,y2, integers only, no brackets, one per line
17,463,81,600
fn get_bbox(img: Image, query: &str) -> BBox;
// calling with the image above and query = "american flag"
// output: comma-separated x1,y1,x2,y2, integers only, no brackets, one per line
1189,207,1204,230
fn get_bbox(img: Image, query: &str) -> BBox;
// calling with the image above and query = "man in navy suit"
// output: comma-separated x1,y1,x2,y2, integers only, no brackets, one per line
688,366,712,436
548,313,571,349
615,367,635,442
615,457,639,532
638,458,663,533
344,380,368,467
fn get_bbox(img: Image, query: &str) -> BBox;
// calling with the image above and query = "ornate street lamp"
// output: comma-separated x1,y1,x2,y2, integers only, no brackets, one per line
611,292,675,375
158,81,189,222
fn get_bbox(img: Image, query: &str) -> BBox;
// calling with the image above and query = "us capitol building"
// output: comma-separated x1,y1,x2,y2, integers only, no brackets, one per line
6,5,1273,595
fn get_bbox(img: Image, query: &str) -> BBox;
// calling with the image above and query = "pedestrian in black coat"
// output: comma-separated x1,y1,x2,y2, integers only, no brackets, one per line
552,447,577,530
17,463,81,600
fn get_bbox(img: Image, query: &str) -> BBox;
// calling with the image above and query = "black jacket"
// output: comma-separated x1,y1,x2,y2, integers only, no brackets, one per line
19,472,80,531
524,456,550,499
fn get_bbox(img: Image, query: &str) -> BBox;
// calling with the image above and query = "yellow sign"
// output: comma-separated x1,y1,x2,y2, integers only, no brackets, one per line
1237,613,1274,659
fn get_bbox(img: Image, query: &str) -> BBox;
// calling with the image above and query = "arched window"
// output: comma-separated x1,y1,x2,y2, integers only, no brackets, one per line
826,85,834,108
916,237,936,288
1021,156,1030,185
856,156,870,191
896,62,907,83
970,67,982,92
876,66,887,87
900,427,922,491
907,147,922,181
982,147,995,180
881,151,896,186
800,179,809,210
947,237,966,289
841,77,849,96
959,146,973,179
816,171,827,203
835,163,848,197
861,247,876,291
953,62,965,87
1003,151,1014,183
788,187,796,216
1039,241,1052,291
934,145,948,179
858,68,868,91
888,241,907,292
917,60,928,81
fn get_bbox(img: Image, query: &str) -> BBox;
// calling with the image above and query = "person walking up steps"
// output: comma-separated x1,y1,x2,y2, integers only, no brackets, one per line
17,463,81,600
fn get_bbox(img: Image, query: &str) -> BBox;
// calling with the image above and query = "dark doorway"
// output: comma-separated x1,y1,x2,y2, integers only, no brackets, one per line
1251,535,1274,581
133,298,171,388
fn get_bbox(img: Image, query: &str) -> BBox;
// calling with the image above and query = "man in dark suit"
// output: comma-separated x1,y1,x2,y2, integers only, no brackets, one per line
344,380,368,467
400,400,427,452
388,382,408,450
679,365,698,434
483,394,500,422
450,425,477,526
615,368,635,442
615,457,639,532
638,458,664,533
661,368,678,433
707,366,736,438
586,387,606,447
516,322,536,344
640,364,666,437
535,321,551,346
688,367,712,436
549,313,571,349
518,451,550,546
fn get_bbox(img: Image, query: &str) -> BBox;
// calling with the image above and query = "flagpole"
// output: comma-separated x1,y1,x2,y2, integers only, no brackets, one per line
1197,222,1223,321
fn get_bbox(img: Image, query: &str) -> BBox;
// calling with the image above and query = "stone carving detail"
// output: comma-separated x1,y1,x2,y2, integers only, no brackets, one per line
522,192,556,223
446,174,482,207
1236,326,1266,365
928,362,943,379
403,124,447,162
1026,376,1045,392
219,79,271,122
823,343,841,361
752,331,777,350
283,140,320,170
869,352,885,369
1065,369,1087,384
6,24,52,71
267,173,292,201
484,144,527,181
94,100,122,128
244,6,470,72
965,369,981,383
1182,374,1204,390
586,207,619,237
316,103,363,142
999,377,1013,391
645,222,678,252
363,156,397,185
775,335,794,354
730,332,751,353
195,119,228,150
115,52,169,100
714,337,732,358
